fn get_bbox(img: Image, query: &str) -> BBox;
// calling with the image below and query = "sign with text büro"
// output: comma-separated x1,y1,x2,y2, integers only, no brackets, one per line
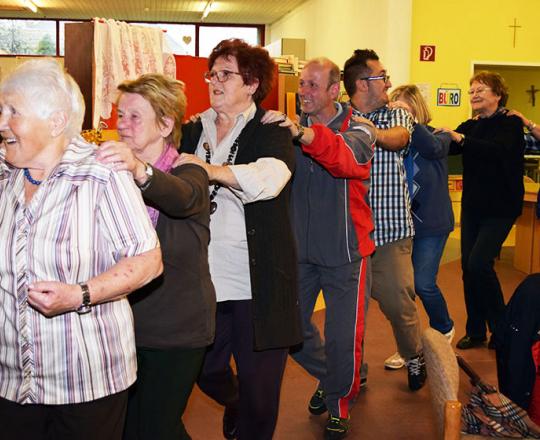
437,88,461,107
420,45,436,61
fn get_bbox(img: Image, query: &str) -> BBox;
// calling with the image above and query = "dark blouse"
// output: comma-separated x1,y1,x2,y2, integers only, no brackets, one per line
450,111,525,219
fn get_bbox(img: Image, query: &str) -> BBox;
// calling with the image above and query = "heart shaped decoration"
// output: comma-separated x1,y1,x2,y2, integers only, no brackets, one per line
182,35,192,45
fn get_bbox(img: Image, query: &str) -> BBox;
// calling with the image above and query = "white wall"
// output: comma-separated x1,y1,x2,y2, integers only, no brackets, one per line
267,0,412,87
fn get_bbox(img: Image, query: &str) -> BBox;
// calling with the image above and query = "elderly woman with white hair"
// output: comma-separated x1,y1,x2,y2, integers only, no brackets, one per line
0,59,162,439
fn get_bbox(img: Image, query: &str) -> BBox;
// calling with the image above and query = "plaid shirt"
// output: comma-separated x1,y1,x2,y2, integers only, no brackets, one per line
354,106,414,246
524,132,540,155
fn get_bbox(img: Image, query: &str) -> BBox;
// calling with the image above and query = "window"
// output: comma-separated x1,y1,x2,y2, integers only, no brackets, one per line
0,19,262,58
0,19,56,55
198,26,260,57
132,23,196,56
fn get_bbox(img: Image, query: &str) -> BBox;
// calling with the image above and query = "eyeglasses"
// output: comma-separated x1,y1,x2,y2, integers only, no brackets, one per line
467,87,492,96
360,74,391,84
204,70,242,83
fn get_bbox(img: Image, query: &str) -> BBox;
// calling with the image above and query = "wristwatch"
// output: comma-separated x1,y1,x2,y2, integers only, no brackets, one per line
292,124,305,143
76,283,92,315
136,162,154,191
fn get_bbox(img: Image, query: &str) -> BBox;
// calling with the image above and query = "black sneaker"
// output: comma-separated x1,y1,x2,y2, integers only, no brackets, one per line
308,388,327,415
222,405,238,439
406,353,427,391
360,376,367,390
456,335,486,350
324,415,349,439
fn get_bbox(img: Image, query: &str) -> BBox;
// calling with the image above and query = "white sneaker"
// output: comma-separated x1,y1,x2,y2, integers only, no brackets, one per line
384,352,405,370
444,327,455,343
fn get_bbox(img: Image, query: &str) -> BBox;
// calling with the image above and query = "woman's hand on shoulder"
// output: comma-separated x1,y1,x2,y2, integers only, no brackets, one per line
261,110,297,132
174,153,212,177
96,141,143,174
27,281,82,317
507,109,526,124
434,127,463,143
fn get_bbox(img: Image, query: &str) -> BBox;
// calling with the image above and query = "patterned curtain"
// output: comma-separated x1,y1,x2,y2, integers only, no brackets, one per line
93,18,177,128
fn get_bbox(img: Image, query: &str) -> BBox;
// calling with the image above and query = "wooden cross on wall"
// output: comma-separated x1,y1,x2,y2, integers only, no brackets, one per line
508,18,522,48
526,85,538,107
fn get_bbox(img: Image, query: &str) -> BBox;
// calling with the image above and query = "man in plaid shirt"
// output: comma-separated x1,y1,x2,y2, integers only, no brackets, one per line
343,49,426,391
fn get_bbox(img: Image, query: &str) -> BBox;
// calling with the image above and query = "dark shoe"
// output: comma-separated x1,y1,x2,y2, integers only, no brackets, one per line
308,388,327,415
324,415,350,439
456,335,486,350
223,405,238,439
406,353,427,391
360,376,367,390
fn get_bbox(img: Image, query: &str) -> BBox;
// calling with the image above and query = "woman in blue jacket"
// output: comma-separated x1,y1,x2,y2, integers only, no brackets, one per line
384,85,455,369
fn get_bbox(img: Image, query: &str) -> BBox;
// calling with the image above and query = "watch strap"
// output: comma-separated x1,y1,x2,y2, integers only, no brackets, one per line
76,283,92,314
136,162,153,191
292,124,305,143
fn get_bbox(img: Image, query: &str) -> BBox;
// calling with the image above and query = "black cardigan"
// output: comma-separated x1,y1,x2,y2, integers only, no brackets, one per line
181,106,302,351
129,163,216,349
450,112,524,219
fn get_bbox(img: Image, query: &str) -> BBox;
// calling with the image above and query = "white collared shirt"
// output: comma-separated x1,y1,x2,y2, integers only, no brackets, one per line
196,103,291,302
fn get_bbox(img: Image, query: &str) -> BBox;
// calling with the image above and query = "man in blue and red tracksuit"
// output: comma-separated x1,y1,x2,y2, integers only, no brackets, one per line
263,57,375,439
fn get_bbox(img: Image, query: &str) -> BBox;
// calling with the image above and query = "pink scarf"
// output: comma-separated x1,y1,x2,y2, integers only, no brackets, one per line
146,143,179,227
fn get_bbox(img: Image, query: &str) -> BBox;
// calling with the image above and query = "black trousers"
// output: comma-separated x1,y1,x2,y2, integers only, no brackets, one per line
461,209,516,338
123,345,206,440
197,300,288,440
0,390,128,440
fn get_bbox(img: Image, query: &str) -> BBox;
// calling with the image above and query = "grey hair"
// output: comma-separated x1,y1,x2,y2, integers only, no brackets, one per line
0,58,85,139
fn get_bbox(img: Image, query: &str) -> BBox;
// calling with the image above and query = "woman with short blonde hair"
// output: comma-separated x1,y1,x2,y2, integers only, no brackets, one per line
98,72,215,440
391,84,432,124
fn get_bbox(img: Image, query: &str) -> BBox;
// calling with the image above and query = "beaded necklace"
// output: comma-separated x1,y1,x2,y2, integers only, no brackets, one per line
23,168,43,185
204,135,240,215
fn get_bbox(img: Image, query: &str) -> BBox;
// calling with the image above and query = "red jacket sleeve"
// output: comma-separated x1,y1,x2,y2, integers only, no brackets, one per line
302,122,374,179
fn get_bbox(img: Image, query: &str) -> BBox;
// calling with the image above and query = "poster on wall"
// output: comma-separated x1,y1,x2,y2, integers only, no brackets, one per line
437,87,461,107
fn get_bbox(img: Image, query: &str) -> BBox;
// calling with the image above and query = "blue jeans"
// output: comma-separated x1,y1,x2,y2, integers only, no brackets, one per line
412,234,454,334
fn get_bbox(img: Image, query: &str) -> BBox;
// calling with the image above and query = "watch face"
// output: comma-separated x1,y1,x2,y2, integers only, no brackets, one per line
145,164,154,178
76,304,92,315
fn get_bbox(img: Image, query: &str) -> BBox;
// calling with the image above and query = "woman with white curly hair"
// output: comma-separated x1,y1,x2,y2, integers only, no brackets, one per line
0,58,162,439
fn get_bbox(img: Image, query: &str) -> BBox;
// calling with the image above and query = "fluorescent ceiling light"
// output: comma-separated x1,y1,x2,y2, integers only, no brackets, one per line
22,0,38,13
202,0,213,20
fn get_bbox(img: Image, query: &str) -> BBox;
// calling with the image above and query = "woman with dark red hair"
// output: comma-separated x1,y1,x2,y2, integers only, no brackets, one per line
440,71,524,351
177,39,302,440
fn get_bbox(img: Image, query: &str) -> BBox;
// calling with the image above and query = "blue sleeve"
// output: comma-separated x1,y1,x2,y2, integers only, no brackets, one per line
411,124,451,160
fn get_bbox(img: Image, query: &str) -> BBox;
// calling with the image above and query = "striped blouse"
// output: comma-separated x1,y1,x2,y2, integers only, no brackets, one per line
0,137,159,405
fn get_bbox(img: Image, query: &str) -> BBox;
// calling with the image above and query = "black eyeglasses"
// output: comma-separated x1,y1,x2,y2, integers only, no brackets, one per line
204,70,242,83
360,74,391,84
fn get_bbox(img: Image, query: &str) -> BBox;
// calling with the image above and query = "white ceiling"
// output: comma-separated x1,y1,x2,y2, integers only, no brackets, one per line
0,0,306,24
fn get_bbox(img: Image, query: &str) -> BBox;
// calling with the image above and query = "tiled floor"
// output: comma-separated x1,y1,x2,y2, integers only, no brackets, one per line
183,239,529,439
